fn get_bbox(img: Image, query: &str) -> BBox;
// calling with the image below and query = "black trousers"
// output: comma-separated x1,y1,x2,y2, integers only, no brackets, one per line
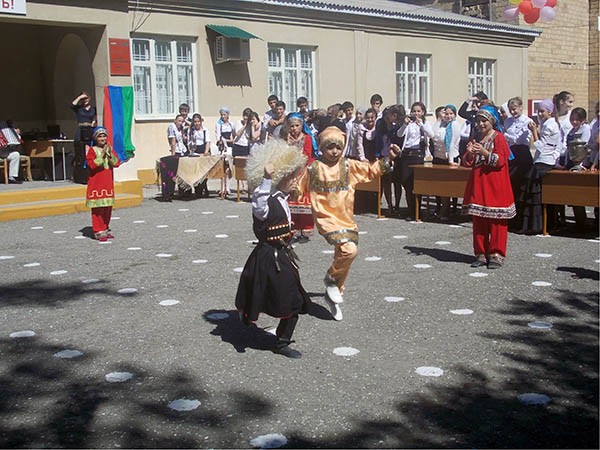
275,315,299,348
159,155,180,198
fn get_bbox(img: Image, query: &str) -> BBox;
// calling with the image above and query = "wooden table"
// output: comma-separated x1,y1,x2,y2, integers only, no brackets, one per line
411,164,470,221
233,156,248,202
25,139,74,182
156,155,226,199
541,170,600,235
355,176,382,218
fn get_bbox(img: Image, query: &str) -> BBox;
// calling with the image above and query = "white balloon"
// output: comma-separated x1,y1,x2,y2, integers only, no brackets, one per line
503,6,519,20
540,6,556,22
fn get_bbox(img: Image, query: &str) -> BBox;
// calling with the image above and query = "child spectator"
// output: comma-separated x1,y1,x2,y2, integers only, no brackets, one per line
86,127,120,241
295,126,400,320
236,140,310,359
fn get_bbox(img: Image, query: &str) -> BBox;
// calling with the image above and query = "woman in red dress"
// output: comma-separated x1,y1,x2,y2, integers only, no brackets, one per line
86,127,120,241
283,112,317,243
462,106,516,269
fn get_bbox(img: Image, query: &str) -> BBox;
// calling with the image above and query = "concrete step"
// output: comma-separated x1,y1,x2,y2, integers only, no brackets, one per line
0,180,143,221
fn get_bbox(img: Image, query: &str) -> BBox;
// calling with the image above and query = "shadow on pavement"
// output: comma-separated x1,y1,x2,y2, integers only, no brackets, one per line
0,279,112,308
403,245,473,264
556,266,599,281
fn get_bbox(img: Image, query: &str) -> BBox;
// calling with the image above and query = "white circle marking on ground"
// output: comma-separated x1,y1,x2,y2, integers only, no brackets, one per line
184,229,197,233
435,241,451,245
448,224,461,228
117,288,138,295
9,330,36,338
528,321,553,330
155,253,173,258
74,235,86,239
127,247,142,251
233,267,244,273
365,256,382,262
201,211,214,215
50,270,68,275
98,241,112,245
30,226,44,230
54,349,84,359
413,264,432,269
249,433,288,449
415,366,444,377
156,225,169,228
0,255,15,260
469,272,488,278
133,220,145,224
178,208,189,212
159,299,180,306
535,253,552,258
168,398,201,411
215,234,229,238
322,250,334,254
23,262,40,267
376,217,389,221
393,235,408,239
384,296,405,303
226,215,239,219
192,259,208,264
518,393,551,405
206,312,229,320
105,372,134,383
81,278,100,284
112,216,120,220
53,230,67,234
358,231,368,235
333,347,360,357
450,309,474,315
532,281,552,287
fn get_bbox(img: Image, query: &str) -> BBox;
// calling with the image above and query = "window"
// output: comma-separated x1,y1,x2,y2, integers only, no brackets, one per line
268,45,316,111
396,53,430,110
131,37,196,117
468,58,495,98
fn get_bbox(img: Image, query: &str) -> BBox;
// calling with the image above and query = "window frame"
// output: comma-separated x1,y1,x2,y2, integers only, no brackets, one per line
267,44,317,111
130,36,198,120
468,57,495,99
395,53,431,112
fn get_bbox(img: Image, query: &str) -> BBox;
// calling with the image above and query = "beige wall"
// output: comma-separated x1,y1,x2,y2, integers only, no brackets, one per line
131,13,528,170
0,3,531,176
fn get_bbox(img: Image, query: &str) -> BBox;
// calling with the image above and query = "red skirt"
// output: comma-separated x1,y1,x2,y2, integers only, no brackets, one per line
288,195,314,231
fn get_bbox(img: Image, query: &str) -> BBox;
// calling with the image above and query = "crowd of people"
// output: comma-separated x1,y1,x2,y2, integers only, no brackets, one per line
159,91,599,234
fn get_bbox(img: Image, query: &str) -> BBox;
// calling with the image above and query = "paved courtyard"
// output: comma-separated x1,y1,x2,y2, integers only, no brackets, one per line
0,187,598,448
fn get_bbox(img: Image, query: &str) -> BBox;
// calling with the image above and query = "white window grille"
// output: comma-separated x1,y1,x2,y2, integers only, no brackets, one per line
468,58,495,98
268,45,316,111
131,37,196,117
396,53,430,111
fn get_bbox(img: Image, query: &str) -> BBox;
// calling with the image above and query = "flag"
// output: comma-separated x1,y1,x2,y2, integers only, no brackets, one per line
103,85,135,161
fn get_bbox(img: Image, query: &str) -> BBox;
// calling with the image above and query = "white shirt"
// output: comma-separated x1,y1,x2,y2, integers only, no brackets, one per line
354,123,376,161
401,120,434,150
188,127,211,153
252,178,291,224
557,112,573,156
431,120,461,161
215,120,234,143
504,114,533,147
533,117,560,166
233,120,250,146
167,123,186,155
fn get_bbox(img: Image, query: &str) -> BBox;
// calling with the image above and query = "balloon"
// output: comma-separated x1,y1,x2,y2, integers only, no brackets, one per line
540,5,556,21
523,8,541,24
532,0,546,7
509,0,522,4
545,0,557,7
518,0,534,15
503,6,520,20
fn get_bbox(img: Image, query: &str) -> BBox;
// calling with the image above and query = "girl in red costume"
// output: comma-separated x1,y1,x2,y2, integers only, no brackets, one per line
86,127,120,241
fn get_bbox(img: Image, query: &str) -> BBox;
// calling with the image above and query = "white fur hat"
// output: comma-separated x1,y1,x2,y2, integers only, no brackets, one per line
246,139,307,191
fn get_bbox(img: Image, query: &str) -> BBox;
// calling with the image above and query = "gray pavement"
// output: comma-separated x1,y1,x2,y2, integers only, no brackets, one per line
0,187,598,448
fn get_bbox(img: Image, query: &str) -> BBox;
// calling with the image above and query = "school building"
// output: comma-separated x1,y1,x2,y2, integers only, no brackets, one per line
0,0,543,181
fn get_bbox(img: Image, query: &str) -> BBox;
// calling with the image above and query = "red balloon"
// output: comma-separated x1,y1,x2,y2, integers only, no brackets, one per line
518,0,534,14
545,0,557,7
524,7,541,23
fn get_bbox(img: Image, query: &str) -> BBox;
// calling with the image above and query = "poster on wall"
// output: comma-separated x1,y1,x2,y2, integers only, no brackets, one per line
0,0,26,15
109,38,132,77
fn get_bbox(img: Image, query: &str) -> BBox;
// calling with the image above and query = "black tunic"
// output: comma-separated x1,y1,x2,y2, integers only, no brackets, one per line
235,195,310,322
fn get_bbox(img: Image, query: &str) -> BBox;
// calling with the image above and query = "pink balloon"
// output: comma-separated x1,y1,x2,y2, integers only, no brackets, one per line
532,0,546,7
503,6,520,19
540,5,556,21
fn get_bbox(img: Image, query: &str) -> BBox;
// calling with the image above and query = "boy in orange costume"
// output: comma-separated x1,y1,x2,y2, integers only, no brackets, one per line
295,126,400,320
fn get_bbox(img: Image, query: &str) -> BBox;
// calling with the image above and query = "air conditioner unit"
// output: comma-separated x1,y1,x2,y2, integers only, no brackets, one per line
215,36,251,63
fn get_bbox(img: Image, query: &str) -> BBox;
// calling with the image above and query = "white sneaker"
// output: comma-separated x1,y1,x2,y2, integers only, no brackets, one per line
324,276,344,304
324,295,343,321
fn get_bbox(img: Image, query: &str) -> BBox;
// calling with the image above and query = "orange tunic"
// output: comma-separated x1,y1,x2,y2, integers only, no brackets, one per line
297,157,391,245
